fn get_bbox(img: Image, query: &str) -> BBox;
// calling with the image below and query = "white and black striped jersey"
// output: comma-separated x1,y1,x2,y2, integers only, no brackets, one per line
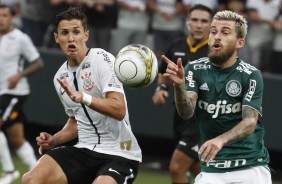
0,29,40,95
53,48,142,162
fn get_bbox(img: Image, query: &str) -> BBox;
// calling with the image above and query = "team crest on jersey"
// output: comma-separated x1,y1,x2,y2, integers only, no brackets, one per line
81,72,94,91
226,80,241,97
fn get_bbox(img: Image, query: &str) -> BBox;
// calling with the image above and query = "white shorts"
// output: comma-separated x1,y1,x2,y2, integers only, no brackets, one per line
194,165,272,184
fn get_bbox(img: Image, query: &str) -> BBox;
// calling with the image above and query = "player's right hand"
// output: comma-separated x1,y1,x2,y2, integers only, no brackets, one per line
152,90,168,106
36,132,56,155
162,55,185,87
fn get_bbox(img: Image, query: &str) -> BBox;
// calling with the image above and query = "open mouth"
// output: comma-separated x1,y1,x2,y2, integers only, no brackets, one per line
212,43,222,51
68,44,76,52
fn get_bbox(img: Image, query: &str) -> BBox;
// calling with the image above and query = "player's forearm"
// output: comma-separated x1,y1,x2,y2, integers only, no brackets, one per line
174,83,195,119
53,117,78,146
20,58,44,77
217,106,258,145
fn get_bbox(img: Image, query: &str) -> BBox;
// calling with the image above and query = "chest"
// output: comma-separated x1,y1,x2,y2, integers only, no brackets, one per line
197,69,246,103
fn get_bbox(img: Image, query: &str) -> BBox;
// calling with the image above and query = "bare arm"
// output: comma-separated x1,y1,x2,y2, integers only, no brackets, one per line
53,117,78,145
8,57,44,89
218,106,258,145
174,84,197,120
37,117,78,154
199,106,258,162
57,78,126,121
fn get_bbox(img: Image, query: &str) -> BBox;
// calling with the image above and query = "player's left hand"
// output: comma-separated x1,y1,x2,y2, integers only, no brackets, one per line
8,73,22,89
57,78,83,103
198,137,225,162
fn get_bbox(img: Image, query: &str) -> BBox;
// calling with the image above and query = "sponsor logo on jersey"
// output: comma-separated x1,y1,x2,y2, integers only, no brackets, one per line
245,79,256,101
194,64,210,70
108,74,122,88
237,61,257,74
120,140,132,150
186,71,195,87
206,159,246,168
199,83,209,91
81,72,94,91
82,62,91,70
59,72,69,80
226,80,241,97
198,100,241,118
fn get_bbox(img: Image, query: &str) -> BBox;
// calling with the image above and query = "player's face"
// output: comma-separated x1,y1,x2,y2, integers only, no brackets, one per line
0,8,13,35
186,9,211,41
54,19,89,58
208,20,244,65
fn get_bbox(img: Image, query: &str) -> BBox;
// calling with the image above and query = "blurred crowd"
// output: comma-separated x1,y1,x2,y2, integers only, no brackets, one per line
2,0,282,74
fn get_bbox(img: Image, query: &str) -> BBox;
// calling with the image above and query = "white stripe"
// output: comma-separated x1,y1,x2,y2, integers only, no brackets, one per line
3,98,18,121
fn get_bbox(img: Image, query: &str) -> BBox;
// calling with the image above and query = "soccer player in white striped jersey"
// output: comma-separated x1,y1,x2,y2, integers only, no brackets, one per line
22,7,142,184
0,4,43,184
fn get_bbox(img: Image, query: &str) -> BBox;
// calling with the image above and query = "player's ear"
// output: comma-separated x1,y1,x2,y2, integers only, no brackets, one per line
54,32,59,43
236,38,245,49
84,30,89,42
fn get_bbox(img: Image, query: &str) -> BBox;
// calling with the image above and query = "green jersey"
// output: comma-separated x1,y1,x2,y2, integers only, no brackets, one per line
184,57,270,173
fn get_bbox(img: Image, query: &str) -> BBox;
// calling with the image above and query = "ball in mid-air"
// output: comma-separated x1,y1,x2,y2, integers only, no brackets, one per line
114,44,158,88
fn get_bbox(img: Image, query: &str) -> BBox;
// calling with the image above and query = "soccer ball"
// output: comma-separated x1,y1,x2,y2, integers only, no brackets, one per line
114,44,158,88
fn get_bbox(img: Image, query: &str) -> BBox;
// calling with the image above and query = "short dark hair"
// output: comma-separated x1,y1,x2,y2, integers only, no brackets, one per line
0,4,16,16
54,6,88,33
188,4,213,19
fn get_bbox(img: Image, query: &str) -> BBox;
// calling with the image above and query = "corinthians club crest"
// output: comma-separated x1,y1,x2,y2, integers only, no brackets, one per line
226,80,241,97
81,72,94,91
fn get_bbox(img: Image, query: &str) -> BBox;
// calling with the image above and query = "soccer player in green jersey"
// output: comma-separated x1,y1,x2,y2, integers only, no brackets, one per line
162,10,271,184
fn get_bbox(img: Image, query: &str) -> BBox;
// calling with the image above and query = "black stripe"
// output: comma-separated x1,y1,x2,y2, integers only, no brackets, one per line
73,72,101,144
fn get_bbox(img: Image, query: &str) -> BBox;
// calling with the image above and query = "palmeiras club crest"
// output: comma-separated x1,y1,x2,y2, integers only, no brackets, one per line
81,72,94,91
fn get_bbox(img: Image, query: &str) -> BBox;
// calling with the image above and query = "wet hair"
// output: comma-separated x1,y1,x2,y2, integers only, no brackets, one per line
0,4,16,16
213,10,248,39
54,6,87,33
188,4,213,19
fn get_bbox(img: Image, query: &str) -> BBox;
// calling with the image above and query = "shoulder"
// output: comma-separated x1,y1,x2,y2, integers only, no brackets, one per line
236,59,261,76
12,29,31,40
88,48,115,63
54,62,68,80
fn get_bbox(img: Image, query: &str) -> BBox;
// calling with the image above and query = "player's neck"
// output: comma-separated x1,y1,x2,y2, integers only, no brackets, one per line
0,26,13,36
67,47,89,67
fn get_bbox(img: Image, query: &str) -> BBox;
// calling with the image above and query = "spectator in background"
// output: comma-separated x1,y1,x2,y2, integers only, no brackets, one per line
0,4,44,184
20,0,55,46
246,0,281,71
147,0,184,61
182,0,218,13
84,0,117,52
270,0,282,74
152,5,212,184
111,0,150,55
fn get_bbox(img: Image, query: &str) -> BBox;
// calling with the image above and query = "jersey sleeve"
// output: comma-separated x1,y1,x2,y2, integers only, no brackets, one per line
96,50,124,96
184,63,198,94
242,70,263,116
20,33,40,63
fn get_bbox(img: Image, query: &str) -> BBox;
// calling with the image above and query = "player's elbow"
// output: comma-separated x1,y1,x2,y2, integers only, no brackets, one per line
115,108,126,121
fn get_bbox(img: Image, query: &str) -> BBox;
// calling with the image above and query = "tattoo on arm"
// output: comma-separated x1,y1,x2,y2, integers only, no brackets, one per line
174,84,197,119
219,106,258,145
